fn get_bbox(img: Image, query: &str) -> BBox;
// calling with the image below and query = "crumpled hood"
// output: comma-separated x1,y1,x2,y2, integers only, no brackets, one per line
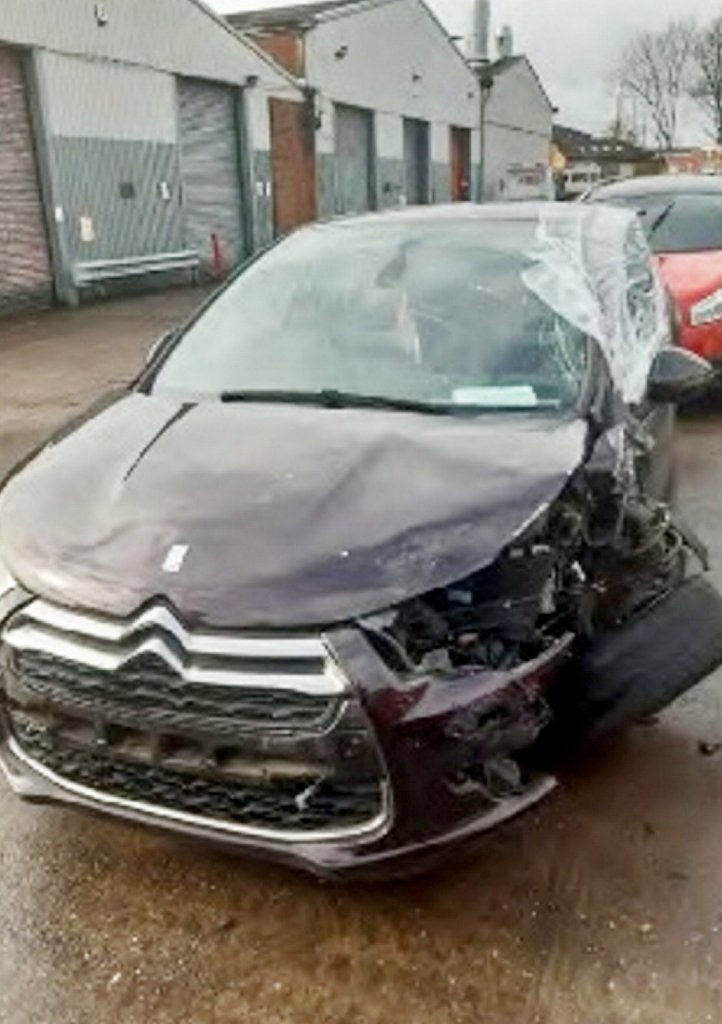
0,394,587,628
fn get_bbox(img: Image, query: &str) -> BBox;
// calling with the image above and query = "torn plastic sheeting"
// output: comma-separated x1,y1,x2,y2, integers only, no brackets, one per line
523,206,670,404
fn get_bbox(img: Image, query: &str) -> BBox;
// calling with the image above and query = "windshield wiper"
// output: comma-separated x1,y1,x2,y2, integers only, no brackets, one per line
220,389,456,415
646,200,675,239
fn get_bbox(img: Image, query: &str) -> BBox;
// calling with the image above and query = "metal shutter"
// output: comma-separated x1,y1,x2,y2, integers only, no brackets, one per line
334,104,374,215
0,46,52,313
178,79,246,278
403,118,430,206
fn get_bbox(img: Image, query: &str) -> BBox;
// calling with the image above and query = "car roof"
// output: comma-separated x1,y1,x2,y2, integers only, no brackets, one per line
589,174,722,199
307,201,634,232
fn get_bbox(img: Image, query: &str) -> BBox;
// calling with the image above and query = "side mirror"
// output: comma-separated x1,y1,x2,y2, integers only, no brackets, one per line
647,348,716,405
145,329,176,367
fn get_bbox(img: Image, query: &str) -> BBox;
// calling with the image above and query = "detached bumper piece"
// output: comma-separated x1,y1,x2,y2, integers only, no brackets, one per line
543,576,722,749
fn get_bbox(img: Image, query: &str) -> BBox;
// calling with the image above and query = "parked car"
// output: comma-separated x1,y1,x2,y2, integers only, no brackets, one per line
0,205,720,879
584,174,722,365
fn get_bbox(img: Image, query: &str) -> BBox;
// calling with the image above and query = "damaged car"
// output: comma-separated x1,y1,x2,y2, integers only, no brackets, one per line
1,203,721,879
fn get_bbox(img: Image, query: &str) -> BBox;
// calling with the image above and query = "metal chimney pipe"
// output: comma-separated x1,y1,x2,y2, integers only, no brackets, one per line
467,0,490,66
497,24,514,59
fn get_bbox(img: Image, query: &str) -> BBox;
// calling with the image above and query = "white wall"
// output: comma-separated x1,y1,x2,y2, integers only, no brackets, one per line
0,0,300,101
483,58,553,199
305,0,480,130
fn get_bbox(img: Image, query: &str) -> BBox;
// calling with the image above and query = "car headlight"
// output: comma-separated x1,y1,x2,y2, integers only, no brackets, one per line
0,559,16,602
0,556,24,627
690,289,722,327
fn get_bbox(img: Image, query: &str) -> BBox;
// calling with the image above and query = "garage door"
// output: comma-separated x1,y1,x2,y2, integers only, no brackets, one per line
334,104,374,215
450,126,471,202
270,97,316,236
178,79,247,278
403,118,430,205
0,47,53,313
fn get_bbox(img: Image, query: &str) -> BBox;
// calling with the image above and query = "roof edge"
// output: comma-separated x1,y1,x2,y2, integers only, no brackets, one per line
186,0,305,92
228,0,480,90
490,53,554,113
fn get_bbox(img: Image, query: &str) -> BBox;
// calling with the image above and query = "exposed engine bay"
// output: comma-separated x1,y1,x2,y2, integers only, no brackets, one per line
365,432,697,680
356,424,722,812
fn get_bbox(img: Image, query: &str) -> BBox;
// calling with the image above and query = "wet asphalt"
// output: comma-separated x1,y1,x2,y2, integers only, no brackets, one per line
2,291,722,1024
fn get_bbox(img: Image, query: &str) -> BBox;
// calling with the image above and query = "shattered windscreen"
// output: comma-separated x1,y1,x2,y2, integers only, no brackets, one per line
154,207,667,411
523,205,670,403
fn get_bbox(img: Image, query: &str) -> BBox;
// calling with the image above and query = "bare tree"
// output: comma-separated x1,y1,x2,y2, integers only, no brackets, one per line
619,20,696,150
690,17,722,144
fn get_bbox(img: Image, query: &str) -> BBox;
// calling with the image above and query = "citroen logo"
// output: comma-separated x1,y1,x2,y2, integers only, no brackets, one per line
121,636,184,674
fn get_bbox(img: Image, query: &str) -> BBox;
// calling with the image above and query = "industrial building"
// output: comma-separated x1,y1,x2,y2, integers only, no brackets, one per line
0,0,555,314
481,48,555,201
0,0,301,312
228,0,483,232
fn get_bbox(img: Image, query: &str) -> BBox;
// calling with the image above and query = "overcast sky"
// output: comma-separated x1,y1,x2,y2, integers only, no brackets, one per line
211,0,722,141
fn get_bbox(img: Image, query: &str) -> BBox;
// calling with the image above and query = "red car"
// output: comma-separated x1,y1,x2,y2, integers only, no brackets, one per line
586,175,722,364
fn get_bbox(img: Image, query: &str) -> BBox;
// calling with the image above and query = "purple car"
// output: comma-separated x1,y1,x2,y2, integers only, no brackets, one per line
1,204,720,878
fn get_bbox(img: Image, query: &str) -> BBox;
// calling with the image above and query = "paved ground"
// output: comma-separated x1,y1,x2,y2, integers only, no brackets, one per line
2,293,722,1024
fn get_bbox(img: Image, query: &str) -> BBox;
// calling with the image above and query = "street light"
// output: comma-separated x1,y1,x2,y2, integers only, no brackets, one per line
474,63,495,203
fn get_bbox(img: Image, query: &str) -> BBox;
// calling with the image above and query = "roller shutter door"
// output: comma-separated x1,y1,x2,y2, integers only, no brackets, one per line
334,104,374,215
178,79,247,278
0,46,52,313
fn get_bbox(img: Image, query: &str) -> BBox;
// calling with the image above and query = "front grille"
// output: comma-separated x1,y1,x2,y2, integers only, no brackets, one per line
11,649,339,735
1,599,388,838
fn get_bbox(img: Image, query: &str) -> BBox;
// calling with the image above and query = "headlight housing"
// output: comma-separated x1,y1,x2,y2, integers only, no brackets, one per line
0,555,24,627
690,289,722,327
0,559,16,601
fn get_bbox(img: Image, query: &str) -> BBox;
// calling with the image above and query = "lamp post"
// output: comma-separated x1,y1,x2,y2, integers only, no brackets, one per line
474,63,495,203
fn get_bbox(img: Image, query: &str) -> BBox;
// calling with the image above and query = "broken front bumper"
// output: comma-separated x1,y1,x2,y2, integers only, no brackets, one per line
0,608,568,880
3,575,721,879
0,736,557,879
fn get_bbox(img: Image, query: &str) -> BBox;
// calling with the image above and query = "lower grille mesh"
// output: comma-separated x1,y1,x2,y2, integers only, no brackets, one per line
11,715,384,834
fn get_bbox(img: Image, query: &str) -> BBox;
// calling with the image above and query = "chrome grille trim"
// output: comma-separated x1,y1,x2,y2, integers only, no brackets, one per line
22,601,327,659
3,600,347,697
